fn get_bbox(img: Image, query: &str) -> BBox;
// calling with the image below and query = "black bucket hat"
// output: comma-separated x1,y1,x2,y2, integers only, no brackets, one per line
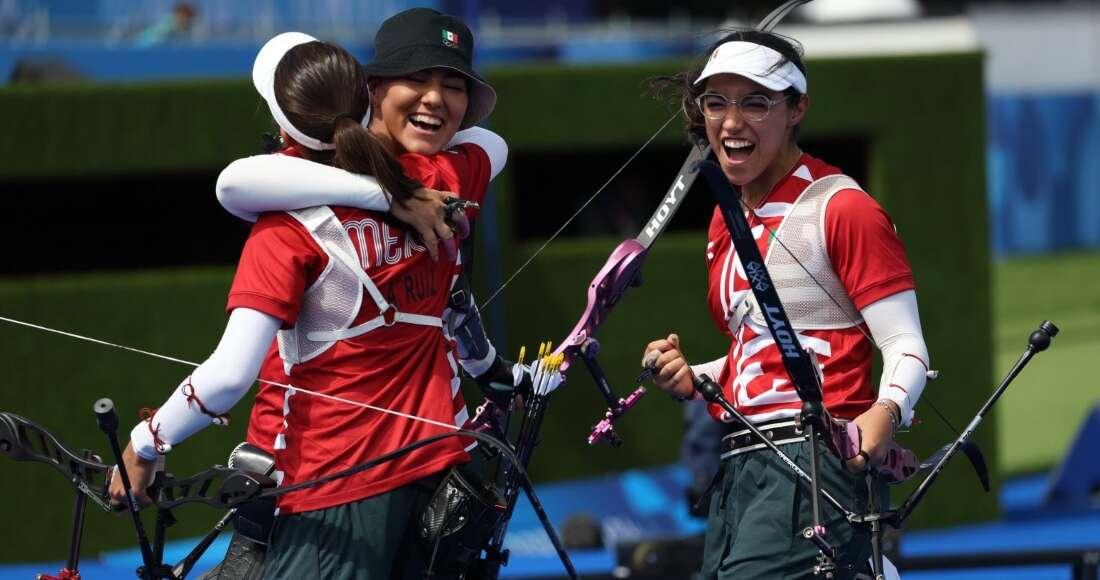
364,8,497,129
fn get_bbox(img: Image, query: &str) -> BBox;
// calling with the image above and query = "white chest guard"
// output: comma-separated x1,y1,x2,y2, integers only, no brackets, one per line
730,174,865,332
277,206,443,374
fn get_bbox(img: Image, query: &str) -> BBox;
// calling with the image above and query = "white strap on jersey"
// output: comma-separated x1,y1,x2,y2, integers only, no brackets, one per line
310,312,444,341
319,238,392,315
306,238,442,342
729,299,754,333
278,206,442,372
730,173,865,333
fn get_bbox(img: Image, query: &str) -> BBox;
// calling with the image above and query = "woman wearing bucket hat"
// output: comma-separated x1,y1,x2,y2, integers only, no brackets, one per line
641,30,929,579
109,28,507,580
216,7,504,262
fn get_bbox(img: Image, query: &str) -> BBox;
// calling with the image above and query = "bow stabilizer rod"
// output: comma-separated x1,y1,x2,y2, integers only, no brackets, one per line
94,398,159,580
895,321,1059,524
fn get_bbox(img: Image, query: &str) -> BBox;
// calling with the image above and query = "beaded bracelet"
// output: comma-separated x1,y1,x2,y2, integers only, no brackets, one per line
874,399,900,433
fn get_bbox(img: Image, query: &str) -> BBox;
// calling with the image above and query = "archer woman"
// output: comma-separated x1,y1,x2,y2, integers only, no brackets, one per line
214,8,517,463
222,8,521,577
643,30,930,579
110,20,503,578
212,10,521,578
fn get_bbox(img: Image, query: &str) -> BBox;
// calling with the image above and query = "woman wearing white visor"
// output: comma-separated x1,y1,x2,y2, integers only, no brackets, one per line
643,30,929,579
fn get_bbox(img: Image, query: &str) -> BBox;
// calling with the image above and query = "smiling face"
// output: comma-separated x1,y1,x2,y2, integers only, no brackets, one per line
701,73,808,195
368,68,469,155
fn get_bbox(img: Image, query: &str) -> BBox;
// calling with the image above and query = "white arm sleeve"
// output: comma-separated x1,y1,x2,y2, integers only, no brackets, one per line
861,289,929,426
447,126,508,180
129,308,282,460
690,356,727,382
216,155,391,223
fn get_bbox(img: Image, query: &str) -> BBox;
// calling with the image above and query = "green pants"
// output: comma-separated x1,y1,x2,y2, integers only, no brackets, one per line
264,475,441,580
702,438,879,580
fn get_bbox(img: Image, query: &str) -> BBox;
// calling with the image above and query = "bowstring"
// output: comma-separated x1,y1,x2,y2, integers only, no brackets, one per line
739,200,882,350
0,315,461,432
740,202,962,436
478,111,680,310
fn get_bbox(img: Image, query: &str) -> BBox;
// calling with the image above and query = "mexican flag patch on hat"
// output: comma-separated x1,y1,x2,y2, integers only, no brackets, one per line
442,29,458,47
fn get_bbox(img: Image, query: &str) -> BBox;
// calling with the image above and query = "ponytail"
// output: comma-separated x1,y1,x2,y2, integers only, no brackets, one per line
331,117,419,203
274,41,420,204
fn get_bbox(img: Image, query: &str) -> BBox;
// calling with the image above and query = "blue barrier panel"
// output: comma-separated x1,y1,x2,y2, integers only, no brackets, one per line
0,42,372,84
988,92,1100,255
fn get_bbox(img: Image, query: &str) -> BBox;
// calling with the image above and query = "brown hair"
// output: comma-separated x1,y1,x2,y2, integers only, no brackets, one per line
273,41,420,202
650,29,806,144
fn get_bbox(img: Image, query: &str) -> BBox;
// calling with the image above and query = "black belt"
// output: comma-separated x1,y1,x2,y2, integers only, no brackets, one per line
720,419,809,459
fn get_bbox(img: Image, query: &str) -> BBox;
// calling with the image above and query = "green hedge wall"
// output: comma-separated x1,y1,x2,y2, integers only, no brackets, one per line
0,79,271,178
0,51,990,561
0,269,240,563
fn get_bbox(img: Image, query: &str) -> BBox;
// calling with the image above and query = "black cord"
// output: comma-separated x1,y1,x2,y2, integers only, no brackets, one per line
259,430,522,501
919,394,962,437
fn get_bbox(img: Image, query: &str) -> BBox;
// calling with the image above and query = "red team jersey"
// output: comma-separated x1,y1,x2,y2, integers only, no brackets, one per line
229,144,490,514
706,154,914,423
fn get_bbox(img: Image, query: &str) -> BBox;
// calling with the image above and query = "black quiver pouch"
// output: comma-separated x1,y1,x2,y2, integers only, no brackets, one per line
419,467,507,571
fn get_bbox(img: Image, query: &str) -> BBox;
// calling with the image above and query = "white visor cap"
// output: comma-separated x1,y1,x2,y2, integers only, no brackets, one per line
253,32,370,151
694,41,807,94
